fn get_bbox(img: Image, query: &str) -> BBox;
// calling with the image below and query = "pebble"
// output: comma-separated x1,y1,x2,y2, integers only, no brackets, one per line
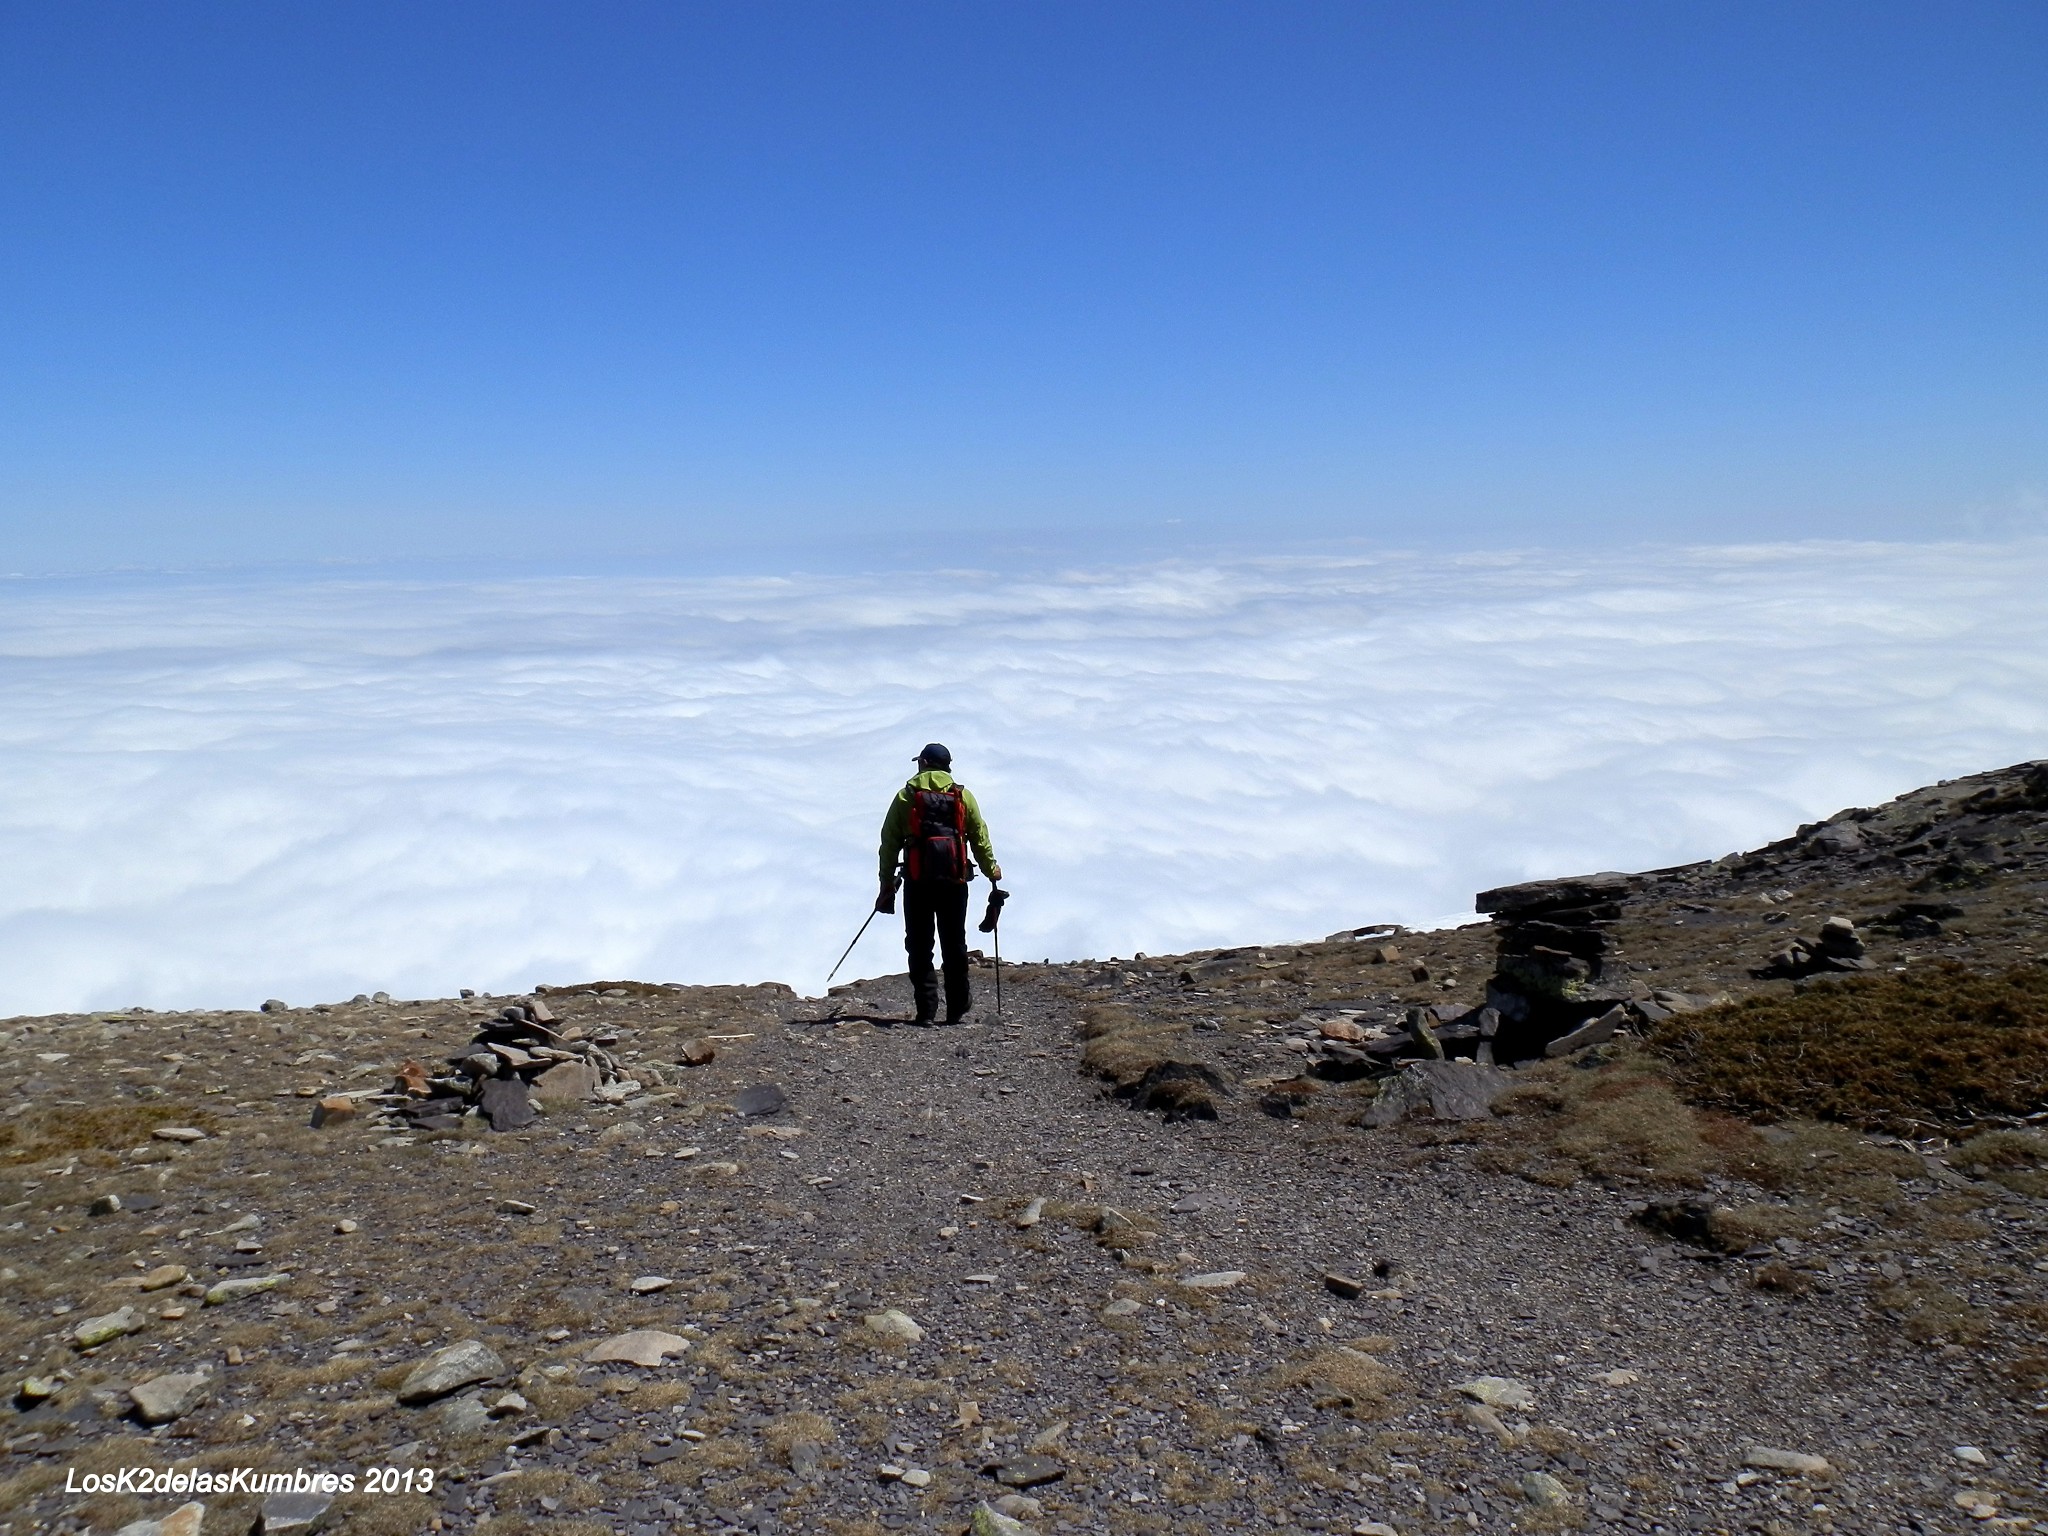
1179,1270,1247,1290
333,1218,359,1234
89,1193,123,1217
1954,1444,1990,1466
629,1275,674,1293
1102,1298,1142,1318
1521,1470,1570,1508
138,1264,189,1291
900,1468,933,1489
1322,1271,1366,1299
499,1199,537,1215
1596,1368,1640,1387
990,1494,1043,1519
1014,1197,1046,1229
152,1127,207,1142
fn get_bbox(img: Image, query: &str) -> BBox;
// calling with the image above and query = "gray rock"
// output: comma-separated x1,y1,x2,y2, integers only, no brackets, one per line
989,1453,1065,1488
205,1274,287,1306
970,1503,1034,1536
1544,1003,1628,1058
1743,1446,1833,1475
1454,1375,1535,1410
74,1305,146,1347
585,1329,692,1367
257,1491,335,1534
261,999,289,1012
396,1340,506,1404
437,1391,492,1436
478,1077,534,1131
114,1503,205,1536
1359,1060,1512,1127
1521,1471,1570,1507
531,1059,597,1104
734,1083,788,1116
129,1370,211,1424
863,1309,924,1343
89,1193,123,1217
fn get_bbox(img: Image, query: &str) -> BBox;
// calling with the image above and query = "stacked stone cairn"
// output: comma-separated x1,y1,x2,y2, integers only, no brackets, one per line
1752,914,1876,980
382,998,630,1134
1475,872,1636,1063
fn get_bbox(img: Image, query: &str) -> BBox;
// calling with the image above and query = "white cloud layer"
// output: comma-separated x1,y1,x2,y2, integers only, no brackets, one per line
2,540,2046,1017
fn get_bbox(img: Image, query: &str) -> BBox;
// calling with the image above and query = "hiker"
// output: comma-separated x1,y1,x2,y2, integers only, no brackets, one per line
877,743,1002,1025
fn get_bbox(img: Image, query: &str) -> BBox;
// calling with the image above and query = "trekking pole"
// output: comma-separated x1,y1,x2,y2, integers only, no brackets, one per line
827,870,899,987
978,885,1009,1021
824,909,880,987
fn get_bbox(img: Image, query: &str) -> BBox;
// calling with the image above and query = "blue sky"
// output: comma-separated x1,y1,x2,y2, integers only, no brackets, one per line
2,2,2043,573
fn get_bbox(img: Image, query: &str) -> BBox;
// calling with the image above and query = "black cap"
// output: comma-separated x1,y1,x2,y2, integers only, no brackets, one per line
916,742,952,767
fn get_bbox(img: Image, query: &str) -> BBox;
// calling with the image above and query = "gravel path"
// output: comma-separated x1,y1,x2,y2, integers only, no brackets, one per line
424,970,2035,1536
3,962,2039,1536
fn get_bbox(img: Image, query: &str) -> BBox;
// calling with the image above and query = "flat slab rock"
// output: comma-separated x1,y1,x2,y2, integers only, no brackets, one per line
987,1453,1066,1487
585,1329,693,1367
1359,1060,1513,1127
734,1083,789,1116
479,1076,535,1130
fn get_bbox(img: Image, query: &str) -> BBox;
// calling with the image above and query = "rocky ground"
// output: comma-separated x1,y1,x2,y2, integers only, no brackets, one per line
3,762,2046,1536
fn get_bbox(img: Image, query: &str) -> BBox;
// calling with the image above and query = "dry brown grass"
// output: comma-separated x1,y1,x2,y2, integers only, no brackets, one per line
1489,1050,1735,1186
764,1409,836,1456
1654,962,2048,1132
1948,1129,2048,1195
1873,1276,1993,1344
1706,1201,1819,1250
0,1102,222,1163
1266,1346,1407,1420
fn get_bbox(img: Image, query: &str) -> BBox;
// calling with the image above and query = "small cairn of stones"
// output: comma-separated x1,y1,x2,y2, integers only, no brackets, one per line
1476,872,1635,1062
383,999,634,1134
1752,914,1876,980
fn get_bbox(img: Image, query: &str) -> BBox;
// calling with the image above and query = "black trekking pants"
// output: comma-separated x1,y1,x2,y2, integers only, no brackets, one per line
903,877,972,1022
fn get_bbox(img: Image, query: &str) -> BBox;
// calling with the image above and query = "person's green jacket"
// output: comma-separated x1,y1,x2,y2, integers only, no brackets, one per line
880,770,1000,881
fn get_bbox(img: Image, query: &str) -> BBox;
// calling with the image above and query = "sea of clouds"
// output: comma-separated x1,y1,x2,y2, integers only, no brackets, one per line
1,538,2045,1017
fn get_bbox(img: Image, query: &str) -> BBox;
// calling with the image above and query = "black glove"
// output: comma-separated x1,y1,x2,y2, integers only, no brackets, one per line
977,886,1008,933
876,876,899,915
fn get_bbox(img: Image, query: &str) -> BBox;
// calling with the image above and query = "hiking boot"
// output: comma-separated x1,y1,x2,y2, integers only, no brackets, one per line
910,1014,936,1028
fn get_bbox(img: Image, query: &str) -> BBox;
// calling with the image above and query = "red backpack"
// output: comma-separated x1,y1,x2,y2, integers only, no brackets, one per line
905,784,971,882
